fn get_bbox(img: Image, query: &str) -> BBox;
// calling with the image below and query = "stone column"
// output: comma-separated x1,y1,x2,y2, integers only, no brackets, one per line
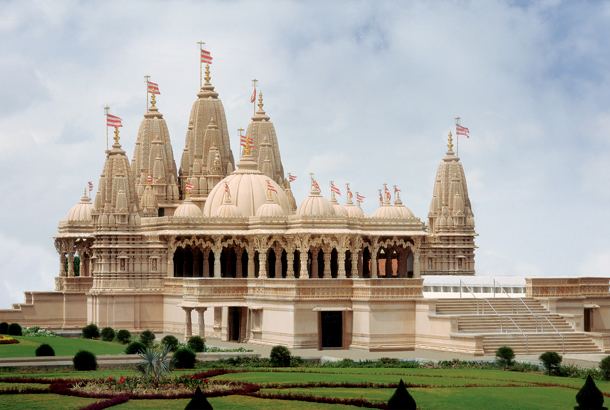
258,250,268,279
371,251,378,278
67,252,75,277
203,249,210,277
247,247,255,278
351,250,359,278
323,250,331,278
235,248,243,278
274,248,282,278
286,250,295,278
337,249,346,278
167,256,174,278
196,307,206,337
311,249,319,278
414,250,421,278
299,250,308,279
59,254,67,277
183,307,193,339
213,248,221,277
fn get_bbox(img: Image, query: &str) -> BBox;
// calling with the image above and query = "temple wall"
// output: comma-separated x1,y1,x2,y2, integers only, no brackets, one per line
351,300,416,351
88,293,163,331
0,291,87,329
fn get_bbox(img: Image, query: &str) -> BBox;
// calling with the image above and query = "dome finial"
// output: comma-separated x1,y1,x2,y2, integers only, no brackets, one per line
447,131,454,153
393,185,402,205
257,91,264,113
204,64,211,85
310,173,321,194
345,183,353,205
113,127,121,147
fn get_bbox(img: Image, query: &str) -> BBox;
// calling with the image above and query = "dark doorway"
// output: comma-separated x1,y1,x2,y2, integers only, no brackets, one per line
320,311,343,348
584,308,593,332
228,307,241,341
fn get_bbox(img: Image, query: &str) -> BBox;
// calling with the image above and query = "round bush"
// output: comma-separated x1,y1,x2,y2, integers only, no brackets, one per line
0,322,8,334
8,323,22,336
270,345,291,367
81,324,100,339
139,330,156,347
73,350,97,371
161,335,180,352
600,356,610,380
35,343,55,357
173,347,196,369
125,341,146,355
539,351,562,375
100,327,115,342
116,329,131,344
187,336,205,352
495,346,515,369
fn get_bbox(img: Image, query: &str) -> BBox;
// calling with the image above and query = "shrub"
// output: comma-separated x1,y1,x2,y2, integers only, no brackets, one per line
540,351,562,375
388,379,417,410
495,346,515,369
576,374,605,409
173,347,197,369
600,356,610,380
187,336,205,352
290,355,305,367
100,327,115,342
270,345,291,367
23,326,56,337
161,335,180,352
35,343,55,357
125,341,146,355
138,345,171,384
0,322,8,334
81,324,100,339
139,330,156,347
116,329,131,344
73,350,97,371
8,323,22,336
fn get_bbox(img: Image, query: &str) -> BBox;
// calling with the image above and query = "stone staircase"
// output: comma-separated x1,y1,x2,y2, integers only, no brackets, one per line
434,298,601,354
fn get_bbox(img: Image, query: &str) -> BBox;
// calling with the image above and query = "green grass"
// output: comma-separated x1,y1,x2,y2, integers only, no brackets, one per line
0,336,126,358
114,396,363,409
0,394,97,410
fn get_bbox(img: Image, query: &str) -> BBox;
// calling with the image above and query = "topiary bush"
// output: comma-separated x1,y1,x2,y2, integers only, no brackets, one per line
187,336,205,352
35,343,55,357
495,346,515,369
185,386,213,410
0,322,8,334
540,351,562,376
388,379,417,410
270,345,291,367
161,335,180,352
139,330,156,347
600,356,610,381
125,341,146,355
81,324,100,339
173,347,196,369
73,350,97,371
8,323,22,336
575,374,606,410
116,329,131,344
100,327,115,342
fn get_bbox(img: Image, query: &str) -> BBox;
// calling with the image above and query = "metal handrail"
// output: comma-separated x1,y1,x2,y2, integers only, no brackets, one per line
516,297,565,354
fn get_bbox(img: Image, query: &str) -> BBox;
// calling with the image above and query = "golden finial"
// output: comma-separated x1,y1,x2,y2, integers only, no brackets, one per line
150,93,157,108
204,64,211,85
113,127,120,146
447,131,454,152
257,91,264,112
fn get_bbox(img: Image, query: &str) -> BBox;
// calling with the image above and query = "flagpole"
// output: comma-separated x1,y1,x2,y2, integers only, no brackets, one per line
144,75,150,113
454,116,461,156
197,41,205,89
104,105,110,151
237,127,245,157
252,79,258,116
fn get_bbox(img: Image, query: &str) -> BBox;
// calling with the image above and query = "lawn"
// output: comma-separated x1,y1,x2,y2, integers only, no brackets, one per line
0,336,126,358
0,366,602,409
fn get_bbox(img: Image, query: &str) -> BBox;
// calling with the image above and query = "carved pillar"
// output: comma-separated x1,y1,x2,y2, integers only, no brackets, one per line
371,250,378,278
337,249,346,278
60,253,67,277
67,252,75,277
167,253,174,278
299,249,308,279
203,249,210,277
397,247,406,278
259,250,268,279
351,250,359,278
183,307,193,339
323,250,331,278
414,250,421,278
286,250,295,278
196,307,206,337
235,248,243,278
311,248,319,278
213,247,221,278
274,247,282,278
247,247,255,278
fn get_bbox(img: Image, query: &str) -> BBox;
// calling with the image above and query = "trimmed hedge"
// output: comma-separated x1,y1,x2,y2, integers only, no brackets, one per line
173,347,196,369
161,335,179,352
0,322,8,334
187,336,205,353
139,330,155,347
100,327,115,342
125,341,146,355
270,345,291,367
35,343,55,357
73,350,97,371
116,329,131,344
82,324,100,339
495,346,515,369
8,323,22,336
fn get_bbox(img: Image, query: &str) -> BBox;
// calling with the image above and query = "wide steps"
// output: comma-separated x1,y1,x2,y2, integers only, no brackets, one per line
457,314,573,333
482,333,601,354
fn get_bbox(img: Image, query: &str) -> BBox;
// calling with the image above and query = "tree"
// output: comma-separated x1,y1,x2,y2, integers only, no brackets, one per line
187,336,205,352
139,330,156,347
495,346,515,369
388,379,417,410
539,351,562,376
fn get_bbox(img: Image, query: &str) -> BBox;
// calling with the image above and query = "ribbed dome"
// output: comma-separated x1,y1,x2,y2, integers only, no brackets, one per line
174,198,203,218
344,203,365,218
215,202,243,218
330,196,347,217
298,181,335,218
256,199,285,218
66,192,94,223
202,156,290,217
394,196,415,219
371,205,403,219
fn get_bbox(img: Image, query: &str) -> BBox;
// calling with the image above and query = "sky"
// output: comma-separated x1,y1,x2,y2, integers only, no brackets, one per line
1,0,609,307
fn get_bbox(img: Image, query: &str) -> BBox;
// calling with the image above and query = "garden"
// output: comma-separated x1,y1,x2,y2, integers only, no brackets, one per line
1,322,609,409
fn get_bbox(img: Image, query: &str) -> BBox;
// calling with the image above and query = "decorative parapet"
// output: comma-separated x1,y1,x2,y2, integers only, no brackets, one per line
54,277,93,293
352,279,423,301
526,277,610,298
182,278,248,304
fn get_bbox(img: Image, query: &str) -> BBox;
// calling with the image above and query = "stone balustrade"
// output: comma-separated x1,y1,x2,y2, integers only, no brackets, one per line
54,277,94,292
526,277,610,298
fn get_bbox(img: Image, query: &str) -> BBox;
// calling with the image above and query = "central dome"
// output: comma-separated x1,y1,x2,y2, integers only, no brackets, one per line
202,156,291,217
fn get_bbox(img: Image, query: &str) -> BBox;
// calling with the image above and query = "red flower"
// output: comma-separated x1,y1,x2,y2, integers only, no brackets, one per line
107,376,115,382
118,376,126,384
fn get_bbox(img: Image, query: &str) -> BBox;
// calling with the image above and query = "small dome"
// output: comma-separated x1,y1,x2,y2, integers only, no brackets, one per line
256,200,285,218
394,191,414,219
345,203,365,218
174,198,203,218
66,192,94,223
298,180,335,217
215,202,243,218
330,196,347,217
371,205,403,219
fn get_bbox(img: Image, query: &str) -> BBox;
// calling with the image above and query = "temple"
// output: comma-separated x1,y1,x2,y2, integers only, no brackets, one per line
1,57,609,355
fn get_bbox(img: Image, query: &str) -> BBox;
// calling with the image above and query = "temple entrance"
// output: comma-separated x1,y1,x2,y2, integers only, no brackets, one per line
320,311,343,349
584,308,593,332
228,307,242,341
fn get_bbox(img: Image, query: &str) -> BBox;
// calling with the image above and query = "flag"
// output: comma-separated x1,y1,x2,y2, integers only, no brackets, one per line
146,175,153,184
106,113,122,128
383,184,391,201
356,192,365,203
346,183,353,201
330,181,341,195
288,173,297,183
266,179,277,193
393,185,401,194
147,80,160,95
185,182,194,192
201,49,213,64
87,181,94,192
456,124,470,138
240,135,254,147
250,87,257,103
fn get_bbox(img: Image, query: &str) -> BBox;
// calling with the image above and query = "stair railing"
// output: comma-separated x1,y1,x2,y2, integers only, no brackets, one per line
515,297,565,353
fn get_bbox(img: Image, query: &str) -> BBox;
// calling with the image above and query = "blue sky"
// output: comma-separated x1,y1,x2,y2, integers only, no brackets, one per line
1,0,609,306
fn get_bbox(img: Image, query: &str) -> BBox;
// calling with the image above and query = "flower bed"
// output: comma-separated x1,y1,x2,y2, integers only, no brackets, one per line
0,335,19,345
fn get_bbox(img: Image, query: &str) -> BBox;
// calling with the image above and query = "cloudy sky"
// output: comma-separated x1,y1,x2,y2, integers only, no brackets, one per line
1,0,609,306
